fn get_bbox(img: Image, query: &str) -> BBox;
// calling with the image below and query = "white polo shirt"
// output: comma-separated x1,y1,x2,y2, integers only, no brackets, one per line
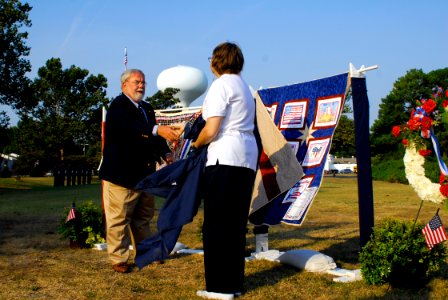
202,74,258,171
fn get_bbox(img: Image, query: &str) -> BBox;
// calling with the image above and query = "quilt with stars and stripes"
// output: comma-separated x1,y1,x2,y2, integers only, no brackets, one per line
249,73,350,226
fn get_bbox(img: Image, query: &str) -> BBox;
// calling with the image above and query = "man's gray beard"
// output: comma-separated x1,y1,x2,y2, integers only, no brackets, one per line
135,92,145,101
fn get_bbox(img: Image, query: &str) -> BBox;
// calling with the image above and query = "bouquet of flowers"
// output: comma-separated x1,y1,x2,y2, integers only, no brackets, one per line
391,86,448,202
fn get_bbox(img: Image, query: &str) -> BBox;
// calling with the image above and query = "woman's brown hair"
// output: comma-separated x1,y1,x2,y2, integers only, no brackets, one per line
211,42,244,75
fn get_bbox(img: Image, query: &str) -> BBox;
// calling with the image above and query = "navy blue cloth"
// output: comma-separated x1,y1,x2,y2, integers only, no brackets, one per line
133,116,206,268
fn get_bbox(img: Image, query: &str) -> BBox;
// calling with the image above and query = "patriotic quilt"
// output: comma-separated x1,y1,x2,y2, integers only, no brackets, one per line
155,108,201,161
249,73,350,226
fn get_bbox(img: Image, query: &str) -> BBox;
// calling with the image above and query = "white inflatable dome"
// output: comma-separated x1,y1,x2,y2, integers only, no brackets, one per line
157,65,208,107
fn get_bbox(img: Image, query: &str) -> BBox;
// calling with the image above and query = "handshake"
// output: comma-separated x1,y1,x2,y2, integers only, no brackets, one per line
157,123,185,143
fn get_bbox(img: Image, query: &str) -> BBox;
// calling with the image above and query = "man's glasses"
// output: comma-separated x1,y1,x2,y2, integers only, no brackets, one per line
208,57,212,63
130,80,146,86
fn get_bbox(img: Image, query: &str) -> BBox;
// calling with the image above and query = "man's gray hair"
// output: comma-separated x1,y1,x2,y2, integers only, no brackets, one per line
120,69,144,84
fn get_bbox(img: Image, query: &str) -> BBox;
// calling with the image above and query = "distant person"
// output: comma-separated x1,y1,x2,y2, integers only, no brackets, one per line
191,42,258,299
99,69,179,273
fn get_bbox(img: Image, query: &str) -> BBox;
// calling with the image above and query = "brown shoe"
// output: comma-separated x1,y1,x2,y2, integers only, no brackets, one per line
113,262,130,273
153,260,165,265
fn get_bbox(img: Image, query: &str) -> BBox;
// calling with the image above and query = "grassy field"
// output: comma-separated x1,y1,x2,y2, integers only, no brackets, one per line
0,175,447,299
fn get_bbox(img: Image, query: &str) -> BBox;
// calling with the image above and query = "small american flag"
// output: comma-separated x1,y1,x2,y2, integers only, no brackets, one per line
124,47,128,70
422,212,447,250
66,202,76,222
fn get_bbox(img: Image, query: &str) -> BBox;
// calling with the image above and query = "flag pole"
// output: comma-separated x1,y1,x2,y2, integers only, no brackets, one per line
411,200,424,232
101,47,128,239
124,47,128,71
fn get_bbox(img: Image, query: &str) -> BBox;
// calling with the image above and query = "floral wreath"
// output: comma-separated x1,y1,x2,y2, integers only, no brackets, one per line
392,86,448,203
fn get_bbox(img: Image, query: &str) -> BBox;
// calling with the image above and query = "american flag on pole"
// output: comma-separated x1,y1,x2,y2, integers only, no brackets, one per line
66,202,76,222
124,47,128,70
422,211,447,250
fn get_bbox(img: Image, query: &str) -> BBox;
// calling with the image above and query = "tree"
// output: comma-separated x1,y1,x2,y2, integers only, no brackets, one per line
328,91,356,157
331,115,356,157
0,111,10,151
14,58,108,175
145,87,180,109
0,0,32,112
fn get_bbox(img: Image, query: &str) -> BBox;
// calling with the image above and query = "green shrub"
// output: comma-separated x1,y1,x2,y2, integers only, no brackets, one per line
359,218,446,288
58,200,105,248
423,155,443,183
371,152,447,185
371,155,407,183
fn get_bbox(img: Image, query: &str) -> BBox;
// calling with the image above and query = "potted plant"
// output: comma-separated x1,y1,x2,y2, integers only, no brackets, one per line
58,200,105,248
359,218,447,289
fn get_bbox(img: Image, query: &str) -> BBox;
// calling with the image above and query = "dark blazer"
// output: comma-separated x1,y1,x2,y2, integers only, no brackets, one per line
99,93,170,188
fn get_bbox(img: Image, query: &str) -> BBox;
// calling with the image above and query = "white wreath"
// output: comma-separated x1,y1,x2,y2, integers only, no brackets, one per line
403,144,445,204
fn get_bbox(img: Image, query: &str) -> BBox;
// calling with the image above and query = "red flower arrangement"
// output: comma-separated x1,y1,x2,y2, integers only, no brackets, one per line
391,86,448,152
392,86,448,201
418,149,432,157
440,175,448,198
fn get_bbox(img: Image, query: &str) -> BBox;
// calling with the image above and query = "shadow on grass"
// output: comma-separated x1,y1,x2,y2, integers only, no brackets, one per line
244,263,300,293
323,236,361,264
262,223,361,263
0,215,65,256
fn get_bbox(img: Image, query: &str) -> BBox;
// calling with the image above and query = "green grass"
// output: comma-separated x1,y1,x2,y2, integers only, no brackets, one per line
0,175,447,299
1,178,101,216
0,176,165,216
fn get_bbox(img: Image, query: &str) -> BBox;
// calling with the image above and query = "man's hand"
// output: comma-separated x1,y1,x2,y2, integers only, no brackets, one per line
170,123,185,135
157,125,180,143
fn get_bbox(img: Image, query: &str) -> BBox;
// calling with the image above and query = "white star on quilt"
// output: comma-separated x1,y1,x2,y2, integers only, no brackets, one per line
299,122,317,145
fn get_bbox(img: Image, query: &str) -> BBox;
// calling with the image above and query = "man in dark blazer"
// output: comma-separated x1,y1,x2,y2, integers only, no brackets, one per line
99,69,179,273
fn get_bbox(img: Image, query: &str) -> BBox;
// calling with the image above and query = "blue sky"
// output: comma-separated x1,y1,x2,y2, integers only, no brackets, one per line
3,0,448,126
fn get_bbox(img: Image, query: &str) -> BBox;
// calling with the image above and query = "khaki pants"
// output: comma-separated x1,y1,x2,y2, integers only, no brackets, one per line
102,180,155,265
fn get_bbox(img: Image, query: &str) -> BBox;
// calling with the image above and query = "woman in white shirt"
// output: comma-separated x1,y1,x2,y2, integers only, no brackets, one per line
192,42,258,299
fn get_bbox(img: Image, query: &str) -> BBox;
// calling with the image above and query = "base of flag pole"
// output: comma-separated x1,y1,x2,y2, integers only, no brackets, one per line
255,233,269,253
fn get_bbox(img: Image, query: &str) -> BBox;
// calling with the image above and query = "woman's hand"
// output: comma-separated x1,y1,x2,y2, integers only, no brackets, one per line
165,152,174,164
